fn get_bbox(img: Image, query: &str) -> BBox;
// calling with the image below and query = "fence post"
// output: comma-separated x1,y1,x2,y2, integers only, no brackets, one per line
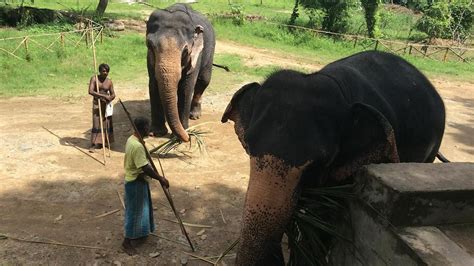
408,45,413,55
374,40,379,51
85,27,89,47
353,36,358,48
100,29,103,44
443,47,449,62
60,33,65,48
23,37,29,60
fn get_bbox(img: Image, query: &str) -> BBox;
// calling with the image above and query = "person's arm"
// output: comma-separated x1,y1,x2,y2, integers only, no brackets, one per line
141,164,169,188
106,80,116,102
88,76,108,100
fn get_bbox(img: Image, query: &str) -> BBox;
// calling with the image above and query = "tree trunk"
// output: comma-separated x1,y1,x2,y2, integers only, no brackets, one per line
95,0,108,17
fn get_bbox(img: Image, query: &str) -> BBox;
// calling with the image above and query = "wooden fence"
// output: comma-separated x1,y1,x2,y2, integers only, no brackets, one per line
264,21,474,63
0,23,104,61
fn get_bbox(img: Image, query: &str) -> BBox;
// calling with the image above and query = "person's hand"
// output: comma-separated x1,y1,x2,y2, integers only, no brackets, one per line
159,177,169,188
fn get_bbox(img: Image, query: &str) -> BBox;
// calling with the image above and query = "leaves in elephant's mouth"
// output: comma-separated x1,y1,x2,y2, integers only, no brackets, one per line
149,128,209,155
286,184,355,266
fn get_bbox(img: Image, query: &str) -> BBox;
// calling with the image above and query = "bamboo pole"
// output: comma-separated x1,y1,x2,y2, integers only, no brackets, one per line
1,234,106,250
119,99,195,251
443,47,449,62
91,23,107,164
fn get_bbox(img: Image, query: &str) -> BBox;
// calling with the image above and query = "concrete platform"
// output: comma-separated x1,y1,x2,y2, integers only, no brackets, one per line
355,163,474,226
398,226,474,266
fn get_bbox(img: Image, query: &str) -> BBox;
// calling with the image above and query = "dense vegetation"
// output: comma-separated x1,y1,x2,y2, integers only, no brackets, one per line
0,0,472,96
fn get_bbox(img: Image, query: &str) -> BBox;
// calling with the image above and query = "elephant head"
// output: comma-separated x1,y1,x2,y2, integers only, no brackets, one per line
146,8,206,142
222,70,401,265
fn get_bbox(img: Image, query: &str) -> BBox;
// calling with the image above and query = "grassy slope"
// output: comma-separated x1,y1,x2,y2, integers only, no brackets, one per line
0,1,472,97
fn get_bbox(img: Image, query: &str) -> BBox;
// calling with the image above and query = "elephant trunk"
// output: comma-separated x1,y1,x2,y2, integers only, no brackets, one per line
236,155,307,265
154,48,190,142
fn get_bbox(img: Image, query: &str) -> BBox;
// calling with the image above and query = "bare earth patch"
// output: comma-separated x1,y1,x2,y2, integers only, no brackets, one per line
0,40,473,265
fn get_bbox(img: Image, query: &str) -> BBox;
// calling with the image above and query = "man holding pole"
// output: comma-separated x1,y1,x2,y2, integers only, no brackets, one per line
122,117,169,255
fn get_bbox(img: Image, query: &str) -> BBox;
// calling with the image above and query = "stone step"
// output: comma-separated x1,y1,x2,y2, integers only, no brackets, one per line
355,163,474,226
398,226,474,266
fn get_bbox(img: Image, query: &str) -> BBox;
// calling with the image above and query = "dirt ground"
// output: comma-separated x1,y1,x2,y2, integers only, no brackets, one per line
0,40,473,265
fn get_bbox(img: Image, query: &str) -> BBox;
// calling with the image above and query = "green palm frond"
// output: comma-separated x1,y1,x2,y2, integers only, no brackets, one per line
149,128,209,155
287,184,354,266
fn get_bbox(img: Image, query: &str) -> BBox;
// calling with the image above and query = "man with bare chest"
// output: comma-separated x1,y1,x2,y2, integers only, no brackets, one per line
88,63,116,152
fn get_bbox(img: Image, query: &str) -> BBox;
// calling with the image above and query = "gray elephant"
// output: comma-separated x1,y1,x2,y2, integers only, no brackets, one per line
146,4,215,141
222,51,446,265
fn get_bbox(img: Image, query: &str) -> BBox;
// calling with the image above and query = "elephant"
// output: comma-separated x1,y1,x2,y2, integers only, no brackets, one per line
146,4,215,142
221,51,446,265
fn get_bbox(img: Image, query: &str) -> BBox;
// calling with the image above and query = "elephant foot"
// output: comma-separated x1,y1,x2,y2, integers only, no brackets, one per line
190,104,202,120
149,127,168,137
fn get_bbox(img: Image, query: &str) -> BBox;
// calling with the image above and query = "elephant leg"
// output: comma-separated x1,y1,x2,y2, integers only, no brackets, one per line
147,50,167,136
190,75,210,120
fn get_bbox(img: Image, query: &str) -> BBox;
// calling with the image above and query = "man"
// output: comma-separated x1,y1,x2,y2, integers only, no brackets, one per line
122,117,169,255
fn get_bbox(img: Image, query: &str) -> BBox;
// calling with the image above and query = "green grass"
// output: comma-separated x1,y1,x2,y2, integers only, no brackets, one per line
0,29,148,96
1,1,473,97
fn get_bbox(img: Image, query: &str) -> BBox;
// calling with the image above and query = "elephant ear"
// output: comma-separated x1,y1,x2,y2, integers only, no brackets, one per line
189,25,204,70
222,82,260,125
327,103,400,182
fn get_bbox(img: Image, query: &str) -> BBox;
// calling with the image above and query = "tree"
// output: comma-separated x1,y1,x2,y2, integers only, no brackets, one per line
294,0,354,33
95,0,108,18
361,0,381,38
414,0,473,43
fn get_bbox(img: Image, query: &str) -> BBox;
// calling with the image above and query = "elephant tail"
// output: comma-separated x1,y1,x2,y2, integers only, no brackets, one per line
436,152,450,163
212,63,230,72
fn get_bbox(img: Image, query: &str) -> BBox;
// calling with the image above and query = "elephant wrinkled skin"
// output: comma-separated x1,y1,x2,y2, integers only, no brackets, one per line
222,51,446,265
146,4,215,142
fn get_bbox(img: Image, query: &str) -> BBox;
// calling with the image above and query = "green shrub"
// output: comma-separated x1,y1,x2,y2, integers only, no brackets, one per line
415,0,473,43
298,0,355,33
361,0,381,38
448,0,473,43
415,1,451,40
229,3,245,26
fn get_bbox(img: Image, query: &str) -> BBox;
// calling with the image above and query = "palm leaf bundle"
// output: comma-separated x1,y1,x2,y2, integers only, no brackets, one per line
286,184,355,266
149,128,209,155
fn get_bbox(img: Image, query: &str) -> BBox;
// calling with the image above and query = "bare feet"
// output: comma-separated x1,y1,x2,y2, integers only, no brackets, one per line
121,238,137,256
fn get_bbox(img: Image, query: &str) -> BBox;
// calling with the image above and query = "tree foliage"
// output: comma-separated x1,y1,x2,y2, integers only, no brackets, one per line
416,0,473,43
361,0,381,38
293,0,355,33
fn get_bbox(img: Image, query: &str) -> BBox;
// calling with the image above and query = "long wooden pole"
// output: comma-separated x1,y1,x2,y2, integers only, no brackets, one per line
119,99,195,252
90,23,107,163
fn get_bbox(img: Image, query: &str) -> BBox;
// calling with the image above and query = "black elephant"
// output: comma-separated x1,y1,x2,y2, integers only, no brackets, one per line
146,4,215,142
221,51,446,265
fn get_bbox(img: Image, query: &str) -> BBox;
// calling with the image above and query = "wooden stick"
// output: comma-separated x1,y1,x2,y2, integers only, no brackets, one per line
1,234,106,250
0,47,24,60
119,99,195,251
182,252,216,264
105,117,111,158
91,23,107,164
214,239,240,265
74,29,87,47
24,37,29,60
219,209,227,224
28,38,53,52
160,218,213,228
116,190,125,209
95,209,120,218
41,126,105,166
188,253,236,261
12,37,27,54
150,233,189,247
